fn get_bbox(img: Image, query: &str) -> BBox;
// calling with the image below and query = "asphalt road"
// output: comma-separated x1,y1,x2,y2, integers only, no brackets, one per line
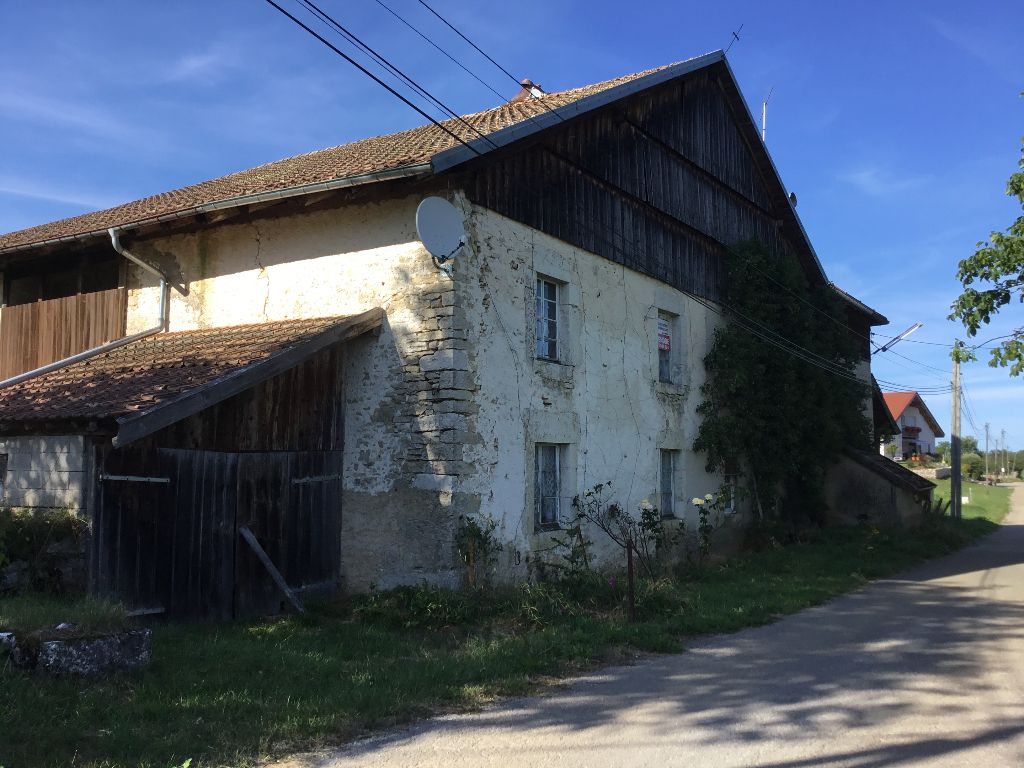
282,486,1024,768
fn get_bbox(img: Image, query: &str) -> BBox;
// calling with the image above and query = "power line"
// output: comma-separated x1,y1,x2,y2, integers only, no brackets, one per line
295,0,498,149
371,0,512,105
262,0,483,156
416,0,521,89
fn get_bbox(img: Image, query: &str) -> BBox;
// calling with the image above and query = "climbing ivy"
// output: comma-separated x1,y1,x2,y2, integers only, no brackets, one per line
693,241,871,531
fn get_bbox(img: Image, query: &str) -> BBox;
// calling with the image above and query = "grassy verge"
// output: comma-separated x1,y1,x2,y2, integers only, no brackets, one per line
0,515,1001,768
0,595,127,637
932,477,1012,523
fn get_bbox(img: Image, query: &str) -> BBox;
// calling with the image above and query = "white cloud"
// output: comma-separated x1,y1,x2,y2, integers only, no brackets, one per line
0,175,115,210
163,43,240,85
839,166,931,199
927,17,1019,81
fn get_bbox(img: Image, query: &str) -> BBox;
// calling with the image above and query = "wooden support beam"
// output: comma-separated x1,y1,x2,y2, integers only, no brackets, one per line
238,525,305,614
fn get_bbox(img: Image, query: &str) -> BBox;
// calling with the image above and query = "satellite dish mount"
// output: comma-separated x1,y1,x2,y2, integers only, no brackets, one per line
416,197,466,277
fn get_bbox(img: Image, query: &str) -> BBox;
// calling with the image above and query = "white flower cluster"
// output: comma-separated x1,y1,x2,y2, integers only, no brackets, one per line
690,493,715,506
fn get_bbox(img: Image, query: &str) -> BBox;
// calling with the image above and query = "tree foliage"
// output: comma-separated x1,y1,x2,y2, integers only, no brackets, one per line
950,136,1024,375
694,241,872,530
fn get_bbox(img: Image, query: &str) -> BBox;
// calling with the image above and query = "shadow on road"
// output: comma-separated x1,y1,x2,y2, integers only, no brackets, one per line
303,512,1024,767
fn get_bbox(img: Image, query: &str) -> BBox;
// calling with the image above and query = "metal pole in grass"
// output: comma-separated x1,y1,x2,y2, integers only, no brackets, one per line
627,536,637,623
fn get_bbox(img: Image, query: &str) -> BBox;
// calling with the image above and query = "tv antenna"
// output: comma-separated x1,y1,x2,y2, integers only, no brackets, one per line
762,86,774,143
416,197,466,277
726,23,744,54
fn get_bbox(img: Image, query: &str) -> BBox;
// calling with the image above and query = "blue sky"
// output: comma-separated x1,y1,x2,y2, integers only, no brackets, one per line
1,1,1022,451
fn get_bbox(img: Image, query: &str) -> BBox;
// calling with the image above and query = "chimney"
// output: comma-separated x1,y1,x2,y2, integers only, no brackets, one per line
510,78,546,103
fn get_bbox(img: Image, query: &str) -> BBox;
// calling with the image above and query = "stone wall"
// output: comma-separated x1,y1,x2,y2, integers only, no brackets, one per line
824,455,925,526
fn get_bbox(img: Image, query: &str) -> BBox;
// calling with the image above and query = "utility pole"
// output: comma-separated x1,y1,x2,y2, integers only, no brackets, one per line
984,422,990,480
950,346,962,520
1001,428,1007,479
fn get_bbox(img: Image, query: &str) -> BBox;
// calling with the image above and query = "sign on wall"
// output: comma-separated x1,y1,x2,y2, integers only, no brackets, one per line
658,317,671,351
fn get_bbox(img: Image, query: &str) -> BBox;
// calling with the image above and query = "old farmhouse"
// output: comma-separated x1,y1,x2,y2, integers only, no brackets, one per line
0,51,918,617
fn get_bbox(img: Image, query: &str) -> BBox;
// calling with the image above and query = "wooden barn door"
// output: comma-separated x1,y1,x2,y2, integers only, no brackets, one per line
95,447,342,619
234,450,343,617
94,448,239,620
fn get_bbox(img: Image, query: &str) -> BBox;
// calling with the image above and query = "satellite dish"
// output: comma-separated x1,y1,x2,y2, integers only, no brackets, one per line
416,197,465,262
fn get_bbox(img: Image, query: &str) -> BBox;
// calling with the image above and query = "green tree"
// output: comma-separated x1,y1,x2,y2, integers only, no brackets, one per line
961,452,983,480
949,136,1024,374
694,241,871,530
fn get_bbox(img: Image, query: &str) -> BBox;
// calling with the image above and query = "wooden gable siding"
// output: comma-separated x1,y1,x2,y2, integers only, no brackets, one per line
0,287,126,379
139,343,346,453
466,70,795,302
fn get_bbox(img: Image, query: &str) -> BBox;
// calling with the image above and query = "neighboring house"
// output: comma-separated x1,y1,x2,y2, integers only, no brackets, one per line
0,51,899,616
880,391,945,458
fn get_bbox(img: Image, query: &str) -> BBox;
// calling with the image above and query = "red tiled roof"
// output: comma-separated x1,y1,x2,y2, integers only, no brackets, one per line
0,66,670,253
0,314,371,425
882,391,945,438
882,392,916,421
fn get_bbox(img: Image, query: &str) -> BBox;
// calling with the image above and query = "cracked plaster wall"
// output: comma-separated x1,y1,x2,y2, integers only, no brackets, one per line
459,203,732,579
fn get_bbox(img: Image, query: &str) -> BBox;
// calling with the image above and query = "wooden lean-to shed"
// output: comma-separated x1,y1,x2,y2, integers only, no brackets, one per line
0,309,382,618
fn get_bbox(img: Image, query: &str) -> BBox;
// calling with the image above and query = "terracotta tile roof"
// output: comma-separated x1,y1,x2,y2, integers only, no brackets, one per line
0,315,364,425
0,65,670,253
882,391,945,438
882,392,917,422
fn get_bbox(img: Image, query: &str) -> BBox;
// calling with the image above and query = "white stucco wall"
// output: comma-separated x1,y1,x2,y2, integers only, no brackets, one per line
0,435,85,509
458,202,735,576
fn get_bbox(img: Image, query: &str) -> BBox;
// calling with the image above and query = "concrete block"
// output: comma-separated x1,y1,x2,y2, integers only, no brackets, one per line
415,413,469,432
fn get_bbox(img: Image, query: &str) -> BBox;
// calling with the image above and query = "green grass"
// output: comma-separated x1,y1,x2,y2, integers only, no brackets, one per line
0,515,1002,768
932,478,1012,523
0,595,127,637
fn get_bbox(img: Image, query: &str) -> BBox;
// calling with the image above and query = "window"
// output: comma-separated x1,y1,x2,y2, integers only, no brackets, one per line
660,450,677,518
535,443,563,530
657,311,675,383
535,278,559,361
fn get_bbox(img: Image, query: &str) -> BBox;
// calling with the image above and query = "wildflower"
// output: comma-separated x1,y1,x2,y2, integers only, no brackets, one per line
705,493,714,501
691,497,705,506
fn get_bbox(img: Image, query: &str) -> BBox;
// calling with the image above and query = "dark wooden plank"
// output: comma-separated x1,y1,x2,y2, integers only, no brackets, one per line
238,526,304,613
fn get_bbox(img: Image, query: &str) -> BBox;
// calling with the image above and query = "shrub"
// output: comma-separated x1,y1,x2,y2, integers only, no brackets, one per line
351,584,482,629
0,507,88,594
961,452,983,480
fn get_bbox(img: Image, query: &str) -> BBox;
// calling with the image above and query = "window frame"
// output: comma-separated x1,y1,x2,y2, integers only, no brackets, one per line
534,442,563,531
657,310,675,384
659,449,677,519
535,277,560,362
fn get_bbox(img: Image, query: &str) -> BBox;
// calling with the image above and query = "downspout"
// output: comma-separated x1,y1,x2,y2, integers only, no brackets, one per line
0,227,168,389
